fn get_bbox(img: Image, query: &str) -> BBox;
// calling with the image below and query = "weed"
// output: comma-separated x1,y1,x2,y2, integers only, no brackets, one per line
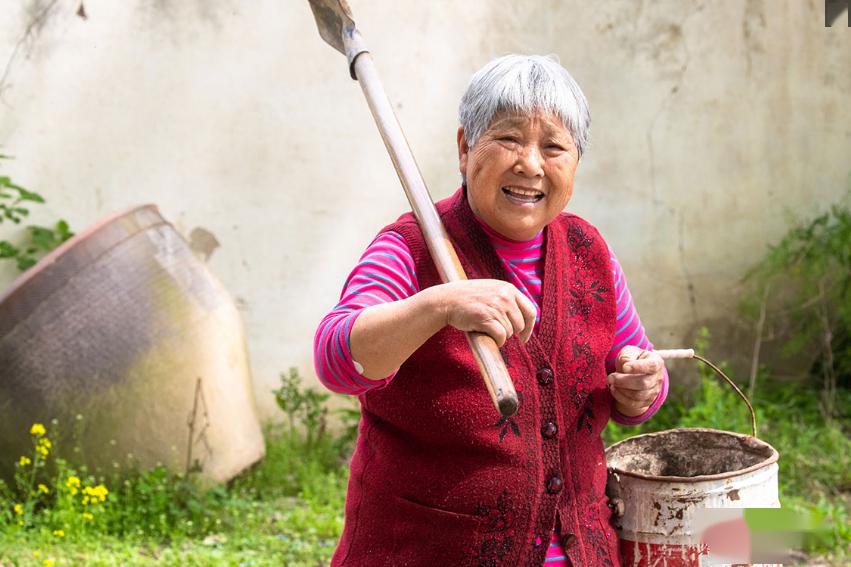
0,153,74,272
274,367,330,450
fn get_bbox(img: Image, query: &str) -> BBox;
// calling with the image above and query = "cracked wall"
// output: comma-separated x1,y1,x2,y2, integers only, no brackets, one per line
0,0,849,416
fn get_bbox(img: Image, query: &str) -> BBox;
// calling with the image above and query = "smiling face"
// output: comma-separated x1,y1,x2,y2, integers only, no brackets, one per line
457,110,579,241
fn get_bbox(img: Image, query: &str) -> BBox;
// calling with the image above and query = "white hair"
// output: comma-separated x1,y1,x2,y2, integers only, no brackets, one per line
458,54,591,158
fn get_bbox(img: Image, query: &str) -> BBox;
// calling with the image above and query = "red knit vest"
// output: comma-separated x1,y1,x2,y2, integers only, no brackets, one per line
332,188,620,567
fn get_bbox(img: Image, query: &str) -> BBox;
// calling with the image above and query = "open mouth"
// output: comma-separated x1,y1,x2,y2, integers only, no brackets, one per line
502,186,544,204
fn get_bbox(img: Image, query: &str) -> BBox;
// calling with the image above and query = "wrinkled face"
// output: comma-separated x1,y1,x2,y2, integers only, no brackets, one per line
458,110,579,241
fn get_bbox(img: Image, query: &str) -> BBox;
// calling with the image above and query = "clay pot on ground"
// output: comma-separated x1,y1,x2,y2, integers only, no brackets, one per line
0,205,264,483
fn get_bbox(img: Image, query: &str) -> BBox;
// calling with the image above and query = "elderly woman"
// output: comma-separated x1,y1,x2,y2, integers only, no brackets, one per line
314,54,668,567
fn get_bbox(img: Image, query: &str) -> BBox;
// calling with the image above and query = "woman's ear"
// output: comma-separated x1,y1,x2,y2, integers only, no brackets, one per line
457,127,469,177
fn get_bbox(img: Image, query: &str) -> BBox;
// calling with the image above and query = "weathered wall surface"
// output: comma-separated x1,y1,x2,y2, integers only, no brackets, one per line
1,0,848,418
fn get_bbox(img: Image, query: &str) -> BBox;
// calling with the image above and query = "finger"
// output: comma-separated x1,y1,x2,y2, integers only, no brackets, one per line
607,372,660,392
622,355,663,375
616,388,659,404
609,380,659,402
492,305,516,342
609,387,652,413
608,375,662,405
479,318,508,347
608,381,659,405
514,292,537,343
504,303,527,344
616,345,643,372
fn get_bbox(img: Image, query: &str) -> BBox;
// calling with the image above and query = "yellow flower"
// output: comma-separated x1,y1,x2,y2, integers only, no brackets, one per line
82,496,90,506
38,483,50,494
13,503,23,515
38,438,52,449
52,529,65,537
19,456,31,466
33,550,41,558
83,484,109,503
36,445,49,457
30,423,46,437
43,559,55,567
81,512,93,521
17,520,23,526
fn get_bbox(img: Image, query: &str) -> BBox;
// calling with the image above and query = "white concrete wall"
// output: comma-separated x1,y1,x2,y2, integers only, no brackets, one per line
1,0,849,418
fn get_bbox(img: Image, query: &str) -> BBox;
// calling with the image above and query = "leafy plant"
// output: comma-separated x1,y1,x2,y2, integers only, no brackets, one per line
99,463,229,539
741,200,851,417
273,367,330,450
0,153,74,271
332,402,361,457
234,368,358,503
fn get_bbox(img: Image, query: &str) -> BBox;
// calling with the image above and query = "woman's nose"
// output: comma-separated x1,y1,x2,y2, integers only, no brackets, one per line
513,145,545,177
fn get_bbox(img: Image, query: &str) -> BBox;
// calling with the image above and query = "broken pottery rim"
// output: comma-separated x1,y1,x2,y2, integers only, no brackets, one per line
605,427,779,483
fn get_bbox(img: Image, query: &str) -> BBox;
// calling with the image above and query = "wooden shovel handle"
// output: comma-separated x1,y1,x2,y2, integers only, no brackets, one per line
351,52,518,417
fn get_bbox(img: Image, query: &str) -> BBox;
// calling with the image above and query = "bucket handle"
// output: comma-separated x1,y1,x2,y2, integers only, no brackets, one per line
656,349,757,438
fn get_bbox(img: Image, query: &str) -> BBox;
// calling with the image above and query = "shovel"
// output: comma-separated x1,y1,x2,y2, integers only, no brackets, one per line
307,0,518,417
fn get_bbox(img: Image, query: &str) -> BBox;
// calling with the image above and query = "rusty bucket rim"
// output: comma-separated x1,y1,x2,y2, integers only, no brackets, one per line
605,427,779,484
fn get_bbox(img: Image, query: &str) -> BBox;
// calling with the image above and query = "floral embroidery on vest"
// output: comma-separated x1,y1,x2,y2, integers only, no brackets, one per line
563,221,608,417
470,490,517,567
576,398,595,433
587,523,616,566
494,371,523,442
574,492,617,567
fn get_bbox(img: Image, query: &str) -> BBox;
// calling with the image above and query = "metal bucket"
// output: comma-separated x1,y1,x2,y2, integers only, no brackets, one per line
605,352,781,566
606,428,779,565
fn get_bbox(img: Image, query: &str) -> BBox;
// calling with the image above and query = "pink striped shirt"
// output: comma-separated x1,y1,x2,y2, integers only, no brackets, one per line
314,221,668,565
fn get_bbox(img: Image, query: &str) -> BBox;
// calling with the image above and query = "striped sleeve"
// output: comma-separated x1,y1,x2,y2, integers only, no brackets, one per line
313,231,419,395
606,248,669,425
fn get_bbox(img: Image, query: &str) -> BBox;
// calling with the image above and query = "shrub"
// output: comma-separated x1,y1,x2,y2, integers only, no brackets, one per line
742,200,851,416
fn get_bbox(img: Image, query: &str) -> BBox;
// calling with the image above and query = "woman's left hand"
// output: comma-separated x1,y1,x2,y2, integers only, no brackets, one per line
607,346,666,417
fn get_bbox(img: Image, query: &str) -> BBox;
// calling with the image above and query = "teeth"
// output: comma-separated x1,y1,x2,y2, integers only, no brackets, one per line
503,186,544,198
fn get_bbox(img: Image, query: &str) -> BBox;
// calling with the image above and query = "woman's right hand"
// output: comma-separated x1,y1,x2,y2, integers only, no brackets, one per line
428,280,537,346
349,279,536,380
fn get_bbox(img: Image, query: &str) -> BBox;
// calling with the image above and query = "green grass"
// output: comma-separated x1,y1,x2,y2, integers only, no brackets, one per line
0,494,340,566
0,424,348,567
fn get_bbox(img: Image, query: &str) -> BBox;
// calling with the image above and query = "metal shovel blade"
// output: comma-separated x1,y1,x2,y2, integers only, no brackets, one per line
308,0,357,55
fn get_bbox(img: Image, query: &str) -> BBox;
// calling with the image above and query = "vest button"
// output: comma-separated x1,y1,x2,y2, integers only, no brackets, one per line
541,421,558,439
561,532,578,549
536,367,553,385
546,476,562,494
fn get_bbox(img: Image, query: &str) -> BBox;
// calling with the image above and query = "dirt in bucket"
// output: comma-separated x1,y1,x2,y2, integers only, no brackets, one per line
606,429,777,478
